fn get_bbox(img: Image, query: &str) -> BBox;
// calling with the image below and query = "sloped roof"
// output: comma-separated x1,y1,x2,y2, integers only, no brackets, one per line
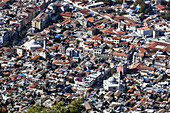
131,62,155,71
113,51,130,57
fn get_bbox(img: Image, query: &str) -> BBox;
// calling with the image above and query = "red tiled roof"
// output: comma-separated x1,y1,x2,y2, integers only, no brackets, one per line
146,41,170,51
80,9,90,15
138,27,151,31
92,36,102,40
104,40,114,44
60,13,72,17
120,41,128,44
156,4,166,10
32,55,39,60
138,47,148,52
112,37,121,40
105,30,118,34
113,51,130,57
86,17,95,23
131,62,155,71
61,19,72,25
56,4,62,7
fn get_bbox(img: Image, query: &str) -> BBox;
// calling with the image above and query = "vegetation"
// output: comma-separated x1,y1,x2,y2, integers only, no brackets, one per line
150,49,157,53
14,40,19,45
60,57,66,60
54,37,62,43
119,10,128,16
25,98,84,113
26,104,44,113
3,41,12,47
161,0,170,7
18,31,26,39
47,43,53,46
158,97,164,102
115,0,123,4
37,56,46,61
134,0,151,14
160,12,170,21
0,107,7,113
54,15,64,23
60,27,73,34
140,13,147,21
111,68,117,74
99,58,105,62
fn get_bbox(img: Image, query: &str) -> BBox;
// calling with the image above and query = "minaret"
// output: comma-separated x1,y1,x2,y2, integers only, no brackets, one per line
122,0,127,9
43,38,46,49
116,20,121,31
118,20,120,29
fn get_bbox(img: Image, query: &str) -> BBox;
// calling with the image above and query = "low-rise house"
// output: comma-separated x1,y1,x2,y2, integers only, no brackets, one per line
156,4,167,13
113,51,131,61
146,41,170,52
131,62,155,75
137,27,153,37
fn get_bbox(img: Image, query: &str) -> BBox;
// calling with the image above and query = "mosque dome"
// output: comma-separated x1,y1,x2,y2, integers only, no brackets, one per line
108,77,116,82
29,39,36,45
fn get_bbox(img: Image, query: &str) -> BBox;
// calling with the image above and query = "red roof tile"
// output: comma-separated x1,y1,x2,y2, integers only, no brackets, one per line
113,51,130,57
156,4,166,10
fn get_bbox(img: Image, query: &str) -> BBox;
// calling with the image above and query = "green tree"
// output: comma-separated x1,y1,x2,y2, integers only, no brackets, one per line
3,41,11,47
25,98,84,113
140,13,146,21
37,56,46,61
111,68,116,74
26,104,45,113
52,101,64,113
160,12,170,21
60,57,66,60
115,0,123,4
134,0,150,14
65,98,84,113
134,0,145,6
161,0,168,6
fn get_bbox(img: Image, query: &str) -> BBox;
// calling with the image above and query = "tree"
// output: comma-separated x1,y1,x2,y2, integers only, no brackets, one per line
134,0,144,6
60,57,66,60
26,104,45,113
161,0,168,6
25,98,84,113
65,98,84,113
139,4,149,14
37,56,46,61
160,12,170,21
140,13,146,21
111,68,116,74
52,101,64,113
119,10,128,16
134,0,150,14
115,0,123,4
3,41,11,47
